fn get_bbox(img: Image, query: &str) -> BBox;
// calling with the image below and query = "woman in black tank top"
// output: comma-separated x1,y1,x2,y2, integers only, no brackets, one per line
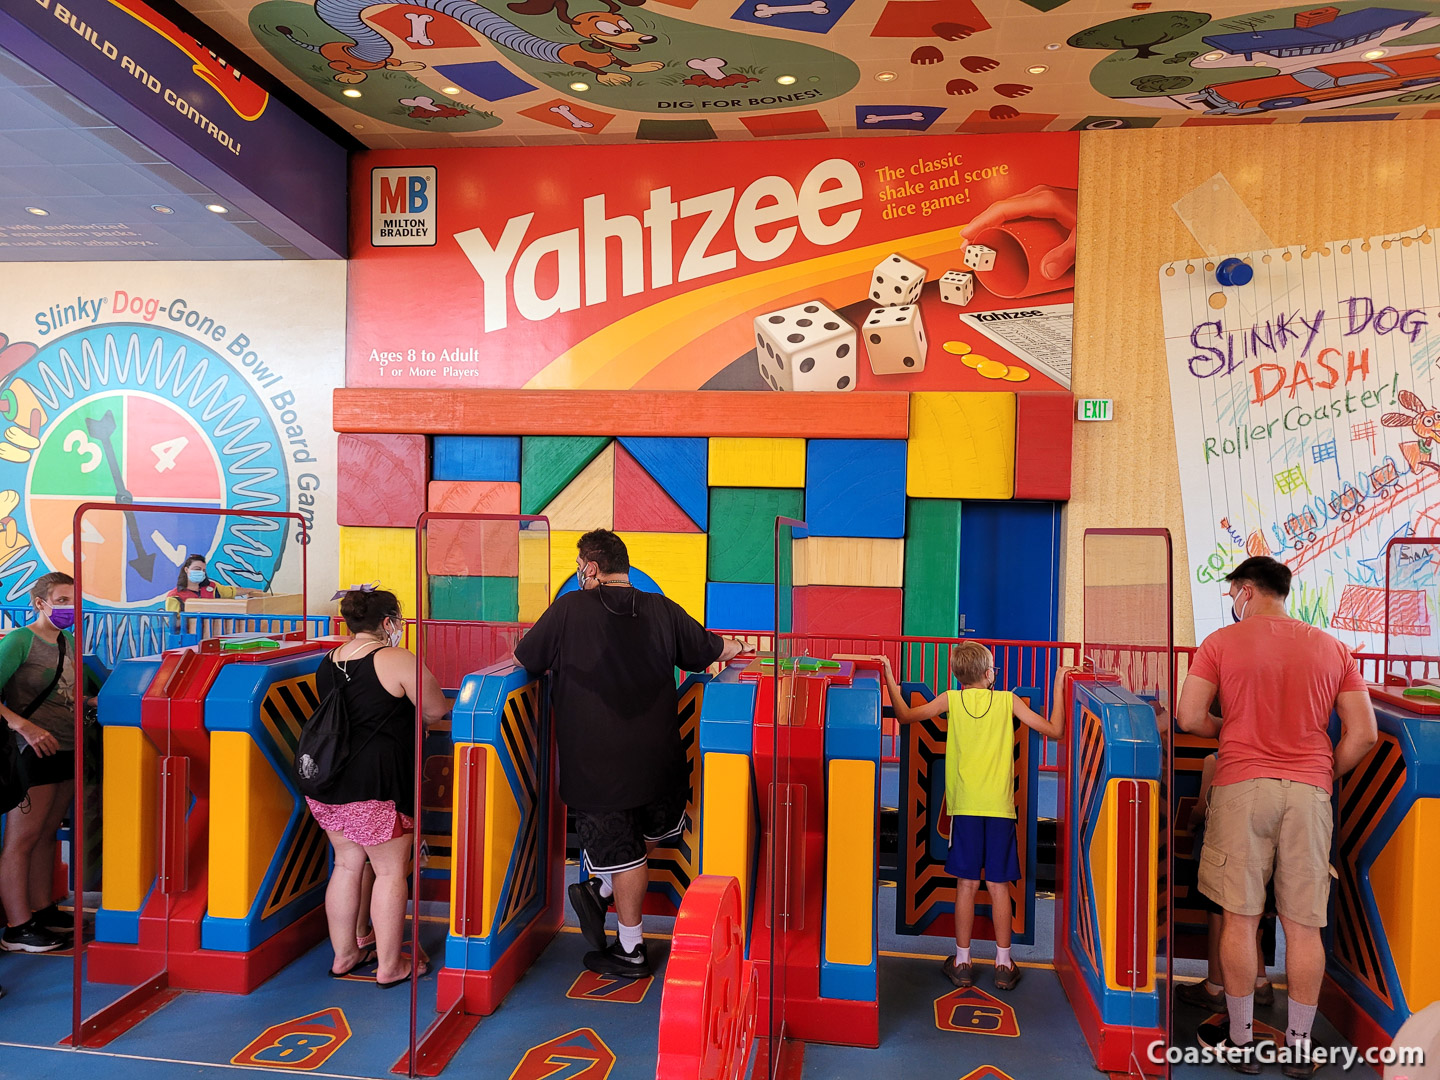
306,589,448,987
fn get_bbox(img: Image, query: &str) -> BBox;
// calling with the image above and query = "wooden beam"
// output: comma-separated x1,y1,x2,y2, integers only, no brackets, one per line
333,389,910,439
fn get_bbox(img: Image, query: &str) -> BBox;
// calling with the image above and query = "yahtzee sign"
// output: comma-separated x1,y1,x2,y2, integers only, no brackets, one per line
346,135,1079,393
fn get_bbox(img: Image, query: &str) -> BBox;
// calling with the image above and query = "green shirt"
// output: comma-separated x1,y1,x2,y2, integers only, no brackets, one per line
943,688,1017,820
0,627,98,750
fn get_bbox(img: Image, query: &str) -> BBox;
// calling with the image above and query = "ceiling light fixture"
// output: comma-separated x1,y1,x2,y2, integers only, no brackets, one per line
1202,51,1225,61
776,74,796,85
342,88,362,98
205,203,229,214
151,204,174,214
1363,48,1387,59
24,206,48,216
1027,65,1048,75
1045,42,1062,51
570,81,589,91
876,70,897,82
441,86,461,95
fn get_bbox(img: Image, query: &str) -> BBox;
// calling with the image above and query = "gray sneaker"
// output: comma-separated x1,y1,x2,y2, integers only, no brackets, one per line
942,956,974,988
993,963,1023,992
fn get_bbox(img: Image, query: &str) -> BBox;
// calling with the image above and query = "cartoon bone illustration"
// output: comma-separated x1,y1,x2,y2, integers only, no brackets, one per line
1381,388,1440,474
864,111,925,124
550,104,594,129
686,57,729,80
279,0,662,86
401,95,442,111
403,11,434,45
754,1,829,16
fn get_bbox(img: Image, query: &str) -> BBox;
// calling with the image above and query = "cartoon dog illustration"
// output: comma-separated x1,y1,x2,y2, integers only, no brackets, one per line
278,0,663,86
1381,389,1440,475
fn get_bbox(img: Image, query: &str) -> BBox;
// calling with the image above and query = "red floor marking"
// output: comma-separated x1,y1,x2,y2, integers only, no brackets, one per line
934,985,1021,1037
566,970,653,1004
509,1028,615,1080
232,1007,352,1071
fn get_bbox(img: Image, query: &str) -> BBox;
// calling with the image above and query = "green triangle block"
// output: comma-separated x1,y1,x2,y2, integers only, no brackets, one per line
430,575,519,622
520,436,610,517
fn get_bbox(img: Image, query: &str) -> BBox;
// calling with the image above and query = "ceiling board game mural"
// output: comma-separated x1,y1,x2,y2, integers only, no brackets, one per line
176,0,1440,144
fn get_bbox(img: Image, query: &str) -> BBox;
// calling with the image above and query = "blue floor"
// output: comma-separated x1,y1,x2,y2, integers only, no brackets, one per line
0,850,1357,1080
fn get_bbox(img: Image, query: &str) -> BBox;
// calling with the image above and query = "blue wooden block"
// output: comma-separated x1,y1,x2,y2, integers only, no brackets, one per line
805,439,906,538
705,582,774,632
617,437,707,529
434,436,520,482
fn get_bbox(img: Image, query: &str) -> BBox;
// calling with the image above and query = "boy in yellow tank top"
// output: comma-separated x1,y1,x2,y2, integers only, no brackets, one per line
879,642,1065,992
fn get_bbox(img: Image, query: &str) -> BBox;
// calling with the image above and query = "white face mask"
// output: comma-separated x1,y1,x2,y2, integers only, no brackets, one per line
385,619,403,648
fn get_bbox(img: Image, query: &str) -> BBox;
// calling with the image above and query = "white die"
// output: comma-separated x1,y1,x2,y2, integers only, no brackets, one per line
863,305,927,375
963,244,996,272
870,253,925,306
939,270,974,306
753,301,857,392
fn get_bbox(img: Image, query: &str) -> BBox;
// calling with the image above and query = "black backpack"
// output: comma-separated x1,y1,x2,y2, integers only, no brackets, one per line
293,646,382,799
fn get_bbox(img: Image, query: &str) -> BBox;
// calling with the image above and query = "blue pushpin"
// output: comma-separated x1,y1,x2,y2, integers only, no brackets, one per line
1216,257,1253,287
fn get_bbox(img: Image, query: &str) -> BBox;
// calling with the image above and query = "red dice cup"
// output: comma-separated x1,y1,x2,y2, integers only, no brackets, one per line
969,217,1076,299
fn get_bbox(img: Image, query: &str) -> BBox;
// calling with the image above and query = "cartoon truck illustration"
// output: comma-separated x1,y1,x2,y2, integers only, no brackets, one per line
1194,47,1440,112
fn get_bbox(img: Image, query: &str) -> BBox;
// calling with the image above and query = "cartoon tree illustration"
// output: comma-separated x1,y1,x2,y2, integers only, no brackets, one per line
1131,74,1193,93
1068,12,1210,59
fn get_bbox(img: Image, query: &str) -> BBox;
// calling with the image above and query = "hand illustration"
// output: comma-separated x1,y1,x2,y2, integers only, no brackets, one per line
959,184,1079,281
911,45,943,65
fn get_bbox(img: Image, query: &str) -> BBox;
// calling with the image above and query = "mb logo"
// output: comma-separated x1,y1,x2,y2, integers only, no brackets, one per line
371,166,437,247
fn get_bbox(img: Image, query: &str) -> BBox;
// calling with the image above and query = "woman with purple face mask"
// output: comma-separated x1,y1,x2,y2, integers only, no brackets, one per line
0,571,100,954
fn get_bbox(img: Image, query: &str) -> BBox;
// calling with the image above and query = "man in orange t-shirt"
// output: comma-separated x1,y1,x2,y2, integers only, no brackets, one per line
1178,556,1376,1076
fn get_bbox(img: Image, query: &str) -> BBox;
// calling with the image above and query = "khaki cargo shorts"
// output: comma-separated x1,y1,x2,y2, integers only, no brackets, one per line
1197,777,1335,927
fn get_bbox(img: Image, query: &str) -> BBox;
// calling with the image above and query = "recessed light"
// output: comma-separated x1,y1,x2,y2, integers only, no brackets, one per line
342,88,362,98
151,204,174,214
1045,42,1062,51
205,203,229,214
1027,65,1048,75
570,81,589,91
441,86,461,95
1252,60,1268,67
1363,48,1387,60
24,206,48,216
353,123,364,130
876,70,897,82
776,74,796,85
1202,51,1225,61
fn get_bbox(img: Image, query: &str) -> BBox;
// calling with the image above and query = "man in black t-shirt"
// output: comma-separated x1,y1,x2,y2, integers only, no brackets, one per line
513,529,745,977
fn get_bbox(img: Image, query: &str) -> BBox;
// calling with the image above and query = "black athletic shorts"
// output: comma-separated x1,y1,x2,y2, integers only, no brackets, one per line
19,747,74,790
575,789,689,874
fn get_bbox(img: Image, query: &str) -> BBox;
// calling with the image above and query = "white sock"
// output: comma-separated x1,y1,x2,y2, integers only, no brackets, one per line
595,872,613,899
955,945,971,964
1286,1000,1317,1046
995,946,1012,968
617,920,643,952
1226,993,1255,1046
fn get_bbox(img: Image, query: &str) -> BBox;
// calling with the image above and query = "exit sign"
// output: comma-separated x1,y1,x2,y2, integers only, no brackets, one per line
1077,399,1113,421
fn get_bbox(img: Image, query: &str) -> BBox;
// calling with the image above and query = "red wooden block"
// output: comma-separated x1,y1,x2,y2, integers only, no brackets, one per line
792,586,902,639
740,110,829,138
613,445,700,533
1014,392,1073,501
426,481,521,576
338,434,427,528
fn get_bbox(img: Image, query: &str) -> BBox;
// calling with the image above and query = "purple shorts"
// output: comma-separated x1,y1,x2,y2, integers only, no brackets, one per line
945,815,1020,883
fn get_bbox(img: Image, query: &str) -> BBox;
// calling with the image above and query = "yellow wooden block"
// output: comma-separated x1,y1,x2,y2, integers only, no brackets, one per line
709,438,806,488
907,392,1016,499
620,531,707,623
338,526,421,618
700,751,755,934
548,528,706,622
209,730,292,919
541,442,614,532
101,725,156,912
793,537,904,588
519,527,551,621
825,758,876,966
1371,797,1440,1013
